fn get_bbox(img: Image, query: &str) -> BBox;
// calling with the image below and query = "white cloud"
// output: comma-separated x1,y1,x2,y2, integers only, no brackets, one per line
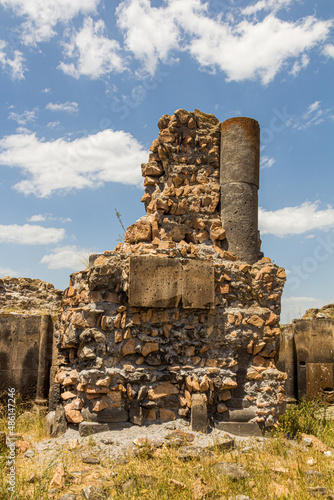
184,13,331,84
323,44,334,59
46,101,78,114
0,40,26,80
2,0,100,45
301,101,330,128
259,201,334,237
281,295,324,323
0,266,20,277
28,214,46,222
242,0,294,16
115,0,332,84
58,17,125,79
290,53,309,77
47,121,61,128
2,0,332,83
41,245,90,270
303,100,322,118
27,214,72,223
0,224,65,244
0,129,148,197
9,109,38,125
260,155,276,169
42,88,51,93
15,127,32,134
291,100,333,130
116,0,180,76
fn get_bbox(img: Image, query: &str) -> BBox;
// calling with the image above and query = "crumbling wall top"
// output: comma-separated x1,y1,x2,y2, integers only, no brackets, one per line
0,276,62,317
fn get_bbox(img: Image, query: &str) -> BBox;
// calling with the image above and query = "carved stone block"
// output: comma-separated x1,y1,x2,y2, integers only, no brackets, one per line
129,256,215,309
129,256,182,308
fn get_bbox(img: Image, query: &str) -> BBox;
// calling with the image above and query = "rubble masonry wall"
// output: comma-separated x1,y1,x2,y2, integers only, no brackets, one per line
54,109,287,430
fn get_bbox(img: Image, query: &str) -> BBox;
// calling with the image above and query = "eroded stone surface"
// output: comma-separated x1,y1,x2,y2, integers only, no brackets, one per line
129,256,215,309
129,256,182,308
182,260,215,309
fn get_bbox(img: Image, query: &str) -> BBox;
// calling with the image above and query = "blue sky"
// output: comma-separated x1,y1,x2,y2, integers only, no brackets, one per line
0,0,333,323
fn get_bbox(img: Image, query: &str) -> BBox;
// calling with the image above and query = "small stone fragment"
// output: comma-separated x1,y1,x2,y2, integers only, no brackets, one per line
192,478,208,500
25,450,35,458
50,466,66,489
81,485,107,500
306,487,327,496
169,479,186,489
217,402,228,413
82,456,101,464
212,462,249,480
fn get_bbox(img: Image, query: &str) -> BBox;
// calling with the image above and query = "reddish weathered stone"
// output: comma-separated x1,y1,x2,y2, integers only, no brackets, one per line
124,220,152,243
148,383,179,400
92,398,109,412
142,342,159,357
121,339,137,356
221,378,237,390
64,405,84,424
248,315,265,328
61,391,76,400
160,409,176,422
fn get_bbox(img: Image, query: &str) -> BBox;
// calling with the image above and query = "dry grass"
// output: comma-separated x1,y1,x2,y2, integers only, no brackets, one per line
0,394,47,440
0,398,334,499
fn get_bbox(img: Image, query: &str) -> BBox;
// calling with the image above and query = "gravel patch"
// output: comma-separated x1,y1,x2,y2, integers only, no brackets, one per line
31,419,267,467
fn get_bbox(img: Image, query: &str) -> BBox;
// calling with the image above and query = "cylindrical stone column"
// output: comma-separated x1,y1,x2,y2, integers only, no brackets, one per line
220,117,260,264
35,315,53,406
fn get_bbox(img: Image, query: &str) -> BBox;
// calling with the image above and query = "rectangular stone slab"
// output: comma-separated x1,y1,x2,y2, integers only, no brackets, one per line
81,407,129,423
306,363,334,399
214,421,262,437
129,256,215,309
191,393,208,433
182,260,215,309
129,256,182,308
79,421,132,437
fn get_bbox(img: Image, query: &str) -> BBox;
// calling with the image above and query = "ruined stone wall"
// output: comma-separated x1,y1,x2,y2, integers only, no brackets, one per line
301,303,334,321
0,314,53,400
125,109,224,249
278,315,334,402
0,277,62,401
56,248,286,428
54,109,287,431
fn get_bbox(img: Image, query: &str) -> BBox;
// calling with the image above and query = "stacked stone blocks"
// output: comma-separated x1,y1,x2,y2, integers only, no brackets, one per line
54,109,286,430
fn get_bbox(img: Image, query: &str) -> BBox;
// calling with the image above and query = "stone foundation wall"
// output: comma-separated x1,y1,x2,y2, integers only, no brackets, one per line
53,109,287,430
56,246,286,428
